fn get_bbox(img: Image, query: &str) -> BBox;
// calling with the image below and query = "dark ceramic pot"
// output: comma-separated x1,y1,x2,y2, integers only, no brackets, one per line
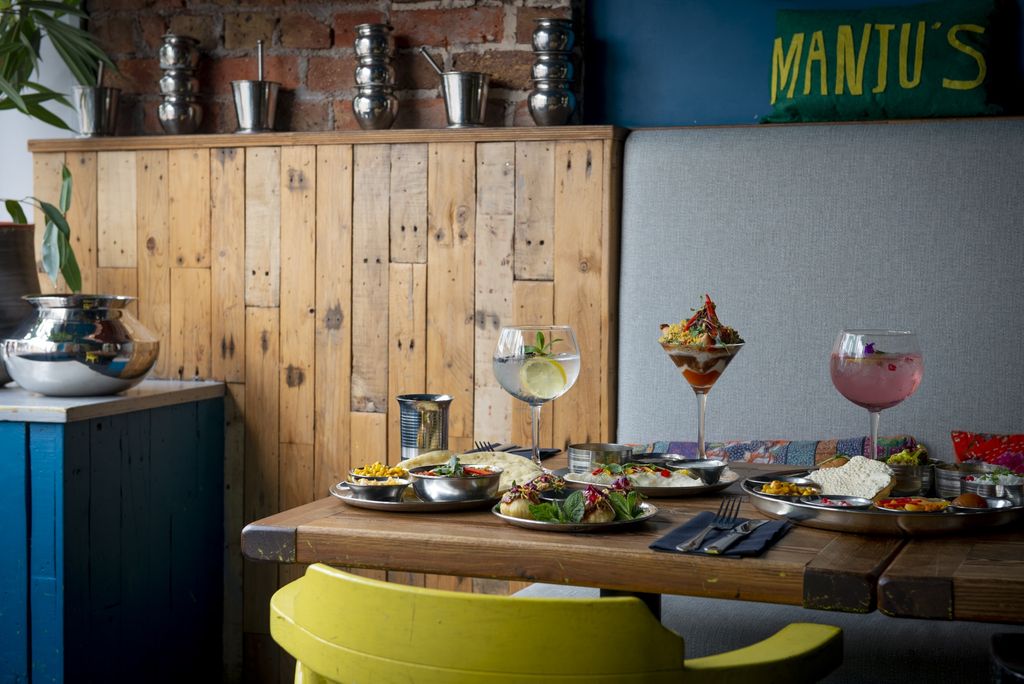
0,223,41,385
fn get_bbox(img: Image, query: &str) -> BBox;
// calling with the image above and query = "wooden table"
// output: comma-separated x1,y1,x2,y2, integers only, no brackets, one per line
243,463,909,615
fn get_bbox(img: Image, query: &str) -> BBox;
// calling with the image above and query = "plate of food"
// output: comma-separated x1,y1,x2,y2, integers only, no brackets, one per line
753,477,821,499
492,476,657,532
564,462,739,497
873,497,951,513
330,456,505,512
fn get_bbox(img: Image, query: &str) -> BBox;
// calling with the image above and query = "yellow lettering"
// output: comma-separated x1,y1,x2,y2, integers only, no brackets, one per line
771,33,805,104
898,21,925,88
873,24,895,93
803,30,827,96
836,23,872,95
944,24,987,90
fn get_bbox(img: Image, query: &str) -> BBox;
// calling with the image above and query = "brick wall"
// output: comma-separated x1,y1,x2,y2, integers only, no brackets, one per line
86,0,581,135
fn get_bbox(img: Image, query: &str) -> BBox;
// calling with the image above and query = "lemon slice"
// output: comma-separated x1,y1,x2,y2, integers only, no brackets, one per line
520,357,568,399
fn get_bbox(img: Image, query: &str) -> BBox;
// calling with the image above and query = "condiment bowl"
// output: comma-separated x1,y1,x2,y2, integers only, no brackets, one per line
344,478,410,502
409,465,502,502
672,459,728,485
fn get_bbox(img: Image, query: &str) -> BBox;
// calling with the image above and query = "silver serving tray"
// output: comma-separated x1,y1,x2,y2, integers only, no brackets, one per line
563,471,738,498
490,502,658,532
743,478,1024,536
330,482,498,512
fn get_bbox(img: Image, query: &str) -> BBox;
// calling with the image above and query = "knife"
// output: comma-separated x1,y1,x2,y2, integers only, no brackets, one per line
703,519,769,555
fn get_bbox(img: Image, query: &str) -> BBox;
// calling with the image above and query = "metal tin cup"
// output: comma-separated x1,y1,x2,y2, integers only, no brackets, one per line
397,394,452,461
73,86,120,137
231,80,280,133
441,72,489,128
568,443,635,474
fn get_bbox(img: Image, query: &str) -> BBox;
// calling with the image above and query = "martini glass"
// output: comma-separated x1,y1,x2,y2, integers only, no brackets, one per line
661,341,744,459
493,325,580,468
830,330,923,459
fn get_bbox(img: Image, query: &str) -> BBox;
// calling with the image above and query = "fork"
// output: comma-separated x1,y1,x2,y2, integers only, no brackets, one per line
675,496,741,552
471,440,499,453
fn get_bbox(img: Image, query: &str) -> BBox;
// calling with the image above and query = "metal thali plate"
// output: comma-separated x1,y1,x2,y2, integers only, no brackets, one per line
743,477,1024,536
490,502,658,533
330,482,498,513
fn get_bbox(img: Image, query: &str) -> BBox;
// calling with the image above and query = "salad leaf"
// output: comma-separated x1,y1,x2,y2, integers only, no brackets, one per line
607,491,633,520
562,490,585,522
429,455,465,477
527,502,562,523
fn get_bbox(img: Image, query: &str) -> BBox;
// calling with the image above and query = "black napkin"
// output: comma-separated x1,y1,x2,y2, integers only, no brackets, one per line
649,511,792,558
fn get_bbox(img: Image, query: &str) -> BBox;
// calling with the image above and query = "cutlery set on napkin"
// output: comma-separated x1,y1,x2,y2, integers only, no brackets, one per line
650,509,792,557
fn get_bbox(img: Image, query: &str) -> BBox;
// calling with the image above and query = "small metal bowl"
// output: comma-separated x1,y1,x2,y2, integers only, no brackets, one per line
671,459,728,485
409,465,502,502
344,478,410,502
753,476,822,498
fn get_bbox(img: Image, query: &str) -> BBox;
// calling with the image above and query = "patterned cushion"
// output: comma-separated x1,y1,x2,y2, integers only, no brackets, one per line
952,430,1024,472
631,435,918,466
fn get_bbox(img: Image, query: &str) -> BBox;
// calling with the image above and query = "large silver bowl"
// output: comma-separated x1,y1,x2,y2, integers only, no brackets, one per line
409,464,502,502
2,295,160,396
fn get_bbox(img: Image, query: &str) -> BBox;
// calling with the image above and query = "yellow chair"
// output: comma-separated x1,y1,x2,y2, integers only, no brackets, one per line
271,564,842,684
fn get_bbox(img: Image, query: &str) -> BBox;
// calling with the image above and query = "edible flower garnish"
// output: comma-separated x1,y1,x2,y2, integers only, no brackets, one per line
659,294,743,348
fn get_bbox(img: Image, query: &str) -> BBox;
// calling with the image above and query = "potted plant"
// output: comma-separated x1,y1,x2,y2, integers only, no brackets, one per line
1,2,158,396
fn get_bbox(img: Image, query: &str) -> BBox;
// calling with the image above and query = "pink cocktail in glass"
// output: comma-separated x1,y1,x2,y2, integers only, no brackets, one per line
830,330,923,459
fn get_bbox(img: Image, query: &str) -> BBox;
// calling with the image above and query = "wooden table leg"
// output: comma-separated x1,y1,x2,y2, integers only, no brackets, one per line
600,589,662,620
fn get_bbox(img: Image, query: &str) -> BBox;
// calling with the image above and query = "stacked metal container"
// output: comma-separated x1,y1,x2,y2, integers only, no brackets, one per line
157,34,202,134
352,23,398,130
528,19,576,126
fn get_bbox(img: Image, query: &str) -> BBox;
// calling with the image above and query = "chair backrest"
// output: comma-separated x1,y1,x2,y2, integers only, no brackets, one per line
272,564,685,684
616,119,1024,461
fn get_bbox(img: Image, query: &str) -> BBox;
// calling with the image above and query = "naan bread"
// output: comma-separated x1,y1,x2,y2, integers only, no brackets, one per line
401,450,543,492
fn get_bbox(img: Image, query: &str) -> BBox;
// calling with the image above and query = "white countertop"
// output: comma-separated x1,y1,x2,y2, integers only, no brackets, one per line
0,379,225,423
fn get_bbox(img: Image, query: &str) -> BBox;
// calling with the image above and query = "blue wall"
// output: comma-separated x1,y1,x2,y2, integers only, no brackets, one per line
583,0,1024,126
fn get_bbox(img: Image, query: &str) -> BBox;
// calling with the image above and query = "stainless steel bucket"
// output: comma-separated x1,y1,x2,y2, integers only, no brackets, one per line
441,72,489,128
231,80,280,133
73,86,120,137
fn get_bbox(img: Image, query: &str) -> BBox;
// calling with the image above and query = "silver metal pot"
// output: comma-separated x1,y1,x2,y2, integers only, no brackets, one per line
528,79,575,126
159,69,199,95
231,80,279,133
532,19,574,52
355,61,396,86
352,85,398,130
2,295,160,397
73,86,120,137
531,53,574,81
353,24,394,59
158,94,203,134
158,34,200,70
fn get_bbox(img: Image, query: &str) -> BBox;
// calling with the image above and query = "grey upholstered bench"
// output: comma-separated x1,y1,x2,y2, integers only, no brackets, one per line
521,119,1024,683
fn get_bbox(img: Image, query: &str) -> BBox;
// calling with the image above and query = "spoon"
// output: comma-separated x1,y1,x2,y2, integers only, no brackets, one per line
96,61,105,88
419,47,444,76
257,39,264,81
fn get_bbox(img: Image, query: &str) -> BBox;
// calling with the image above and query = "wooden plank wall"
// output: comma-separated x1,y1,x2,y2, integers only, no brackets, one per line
32,130,621,683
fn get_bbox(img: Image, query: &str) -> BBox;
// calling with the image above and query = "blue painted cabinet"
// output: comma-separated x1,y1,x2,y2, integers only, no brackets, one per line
0,382,224,683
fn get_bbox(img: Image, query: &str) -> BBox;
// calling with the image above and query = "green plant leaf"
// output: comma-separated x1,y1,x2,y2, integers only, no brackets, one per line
24,99,70,129
31,198,70,237
0,74,28,112
563,490,585,523
41,220,60,285
58,231,81,292
4,199,28,224
59,163,71,213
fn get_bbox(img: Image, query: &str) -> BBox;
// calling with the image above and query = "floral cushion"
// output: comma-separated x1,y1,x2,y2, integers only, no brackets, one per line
952,431,1024,471
632,436,918,466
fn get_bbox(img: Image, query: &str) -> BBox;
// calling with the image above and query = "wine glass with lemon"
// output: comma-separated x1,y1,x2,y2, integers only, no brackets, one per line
493,325,580,468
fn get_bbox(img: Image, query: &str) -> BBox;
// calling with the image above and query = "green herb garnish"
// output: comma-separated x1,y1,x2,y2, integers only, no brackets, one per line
527,490,586,523
430,455,465,477
524,331,562,358
607,490,644,520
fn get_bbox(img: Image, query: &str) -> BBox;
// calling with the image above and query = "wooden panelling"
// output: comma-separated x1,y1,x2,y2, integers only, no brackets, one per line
170,268,212,380
313,145,353,494
97,151,137,268
552,141,606,448
210,148,246,382
473,142,515,443
136,150,171,376
169,148,211,268
245,148,281,308
32,152,65,292
279,146,316,446
66,152,98,293
427,142,476,440
33,128,622,683
387,263,426,464
514,141,555,281
389,144,428,263
351,144,390,413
